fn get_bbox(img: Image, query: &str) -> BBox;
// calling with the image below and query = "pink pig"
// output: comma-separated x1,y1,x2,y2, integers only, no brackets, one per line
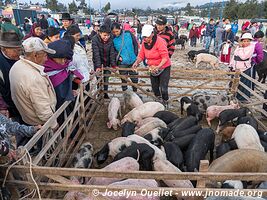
206,101,239,126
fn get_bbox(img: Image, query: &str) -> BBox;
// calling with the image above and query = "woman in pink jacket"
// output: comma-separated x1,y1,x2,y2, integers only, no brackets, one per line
132,24,171,108
230,33,255,101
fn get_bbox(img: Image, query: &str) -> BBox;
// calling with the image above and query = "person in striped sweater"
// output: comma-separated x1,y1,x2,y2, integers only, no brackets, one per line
155,16,176,58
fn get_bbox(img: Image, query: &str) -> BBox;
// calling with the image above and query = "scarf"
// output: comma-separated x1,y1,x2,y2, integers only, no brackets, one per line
44,58,84,87
23,23,44,40
144,33,157,50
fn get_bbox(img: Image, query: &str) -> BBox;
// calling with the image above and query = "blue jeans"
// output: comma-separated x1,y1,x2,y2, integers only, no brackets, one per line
205,36,212,50
215,39,222,55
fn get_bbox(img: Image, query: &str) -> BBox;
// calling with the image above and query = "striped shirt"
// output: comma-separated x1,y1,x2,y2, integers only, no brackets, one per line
156,27,176,58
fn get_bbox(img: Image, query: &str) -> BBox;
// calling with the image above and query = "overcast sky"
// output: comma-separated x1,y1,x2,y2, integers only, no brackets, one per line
19,0,218,9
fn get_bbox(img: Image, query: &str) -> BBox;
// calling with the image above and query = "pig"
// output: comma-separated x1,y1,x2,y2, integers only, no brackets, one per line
109,179,159,200
180,96,203,121
261,140,267,151
166,125,202,141
206,102,240,126
134,118,167,136
107,97,121,130
121,122,136,137
173,134,196,150
64,192,99,200
195,53,219,69
166,116,199,140
185,128,215,172
231,124,264,152
255,51,267,83
176,38,186,49
222,180,246,189
153,158,194,188
167,118,185,131
113,143,155,171
127,134,166,161
258,129,267,143
95,135,166,165
72,142,94,168
179,34,188,42
121,102,165,124
236,116,258,130
187,49,213,62
123,91,143,109
216,139,237,158
153,111,179,124
95,137,135,164
143,127,169,147
136,117,157,129
221,126,236,141
217,107,251,132
163,142,184,169
209,149,267,173
192,93,230,113
87,157,139,185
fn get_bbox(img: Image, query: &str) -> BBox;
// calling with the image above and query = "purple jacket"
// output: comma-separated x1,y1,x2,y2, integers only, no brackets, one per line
252,39,264,65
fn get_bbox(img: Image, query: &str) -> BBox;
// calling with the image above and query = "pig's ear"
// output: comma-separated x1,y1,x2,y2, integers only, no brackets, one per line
107,122,112,129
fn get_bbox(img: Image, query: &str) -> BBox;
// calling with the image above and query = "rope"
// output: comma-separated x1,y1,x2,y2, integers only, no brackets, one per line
2,147,42,200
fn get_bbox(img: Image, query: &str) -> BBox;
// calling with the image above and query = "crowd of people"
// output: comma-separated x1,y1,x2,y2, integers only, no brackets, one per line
0,12,266,188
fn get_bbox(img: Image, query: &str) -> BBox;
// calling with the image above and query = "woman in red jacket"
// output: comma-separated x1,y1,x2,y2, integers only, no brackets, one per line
189,24,199,47
132,24,171,108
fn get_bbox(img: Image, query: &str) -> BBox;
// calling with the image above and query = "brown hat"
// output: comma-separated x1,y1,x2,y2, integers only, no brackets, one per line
0,31,22,48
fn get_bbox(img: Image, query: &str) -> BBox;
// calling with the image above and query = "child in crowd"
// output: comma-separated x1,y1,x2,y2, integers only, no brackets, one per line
91,25,117,99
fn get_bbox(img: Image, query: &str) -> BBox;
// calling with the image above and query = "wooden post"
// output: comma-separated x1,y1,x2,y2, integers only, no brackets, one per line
197,160,209,188
196,160,209,200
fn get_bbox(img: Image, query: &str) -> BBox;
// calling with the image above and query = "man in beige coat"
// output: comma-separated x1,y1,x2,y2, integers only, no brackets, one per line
10,37,58,133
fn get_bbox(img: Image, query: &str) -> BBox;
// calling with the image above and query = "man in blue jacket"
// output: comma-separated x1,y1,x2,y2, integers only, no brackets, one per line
111,22,139,92
231,21,238,36
205,18,215,51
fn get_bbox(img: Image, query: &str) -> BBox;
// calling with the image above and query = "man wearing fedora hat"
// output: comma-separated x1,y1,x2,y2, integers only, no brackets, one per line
0,31,22,120
59,13,73,38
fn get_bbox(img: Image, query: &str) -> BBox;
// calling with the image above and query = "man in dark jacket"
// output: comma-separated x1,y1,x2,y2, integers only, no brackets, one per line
39,14,48,32
92,25,117,99
155,16,175,58
0,31,22,121
205,18,215,50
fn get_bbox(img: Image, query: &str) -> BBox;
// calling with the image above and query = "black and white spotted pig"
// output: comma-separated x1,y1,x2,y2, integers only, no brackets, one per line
192,93,231,113
180,97,203,121
72,142,94,183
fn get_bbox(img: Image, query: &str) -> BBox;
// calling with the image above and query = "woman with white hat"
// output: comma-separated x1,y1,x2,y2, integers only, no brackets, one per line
132,24,171,108
230,32,255,101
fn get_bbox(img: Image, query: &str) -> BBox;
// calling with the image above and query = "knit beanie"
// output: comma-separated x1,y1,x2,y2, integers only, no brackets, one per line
48,40,73,60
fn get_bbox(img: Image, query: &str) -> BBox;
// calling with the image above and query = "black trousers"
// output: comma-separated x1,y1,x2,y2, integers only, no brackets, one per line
236,67,253,101
150,66,171,101
119,64,138,92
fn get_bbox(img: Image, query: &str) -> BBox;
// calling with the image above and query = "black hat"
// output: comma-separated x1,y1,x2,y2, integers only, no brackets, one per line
254,31,264,39
0,31,22,48
156,16,167,25
48,40,73,60
47,27,60,37
60,13,73,20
